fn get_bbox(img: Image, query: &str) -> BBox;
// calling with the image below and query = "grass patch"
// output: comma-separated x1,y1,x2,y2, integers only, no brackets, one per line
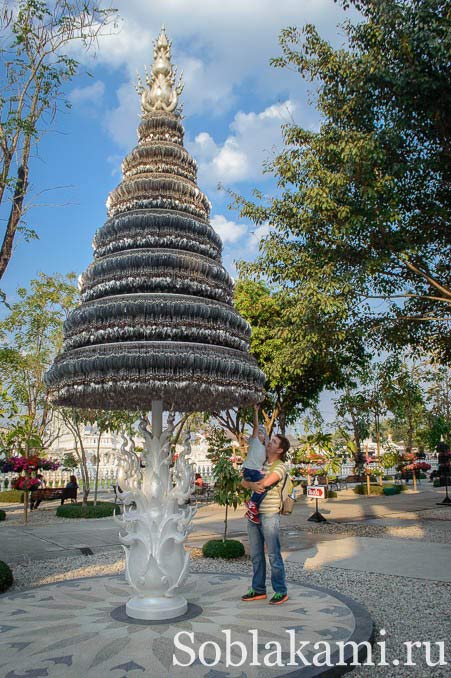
56,501,117,519
202,539,245,559
0,560,13,593
0,490,23,503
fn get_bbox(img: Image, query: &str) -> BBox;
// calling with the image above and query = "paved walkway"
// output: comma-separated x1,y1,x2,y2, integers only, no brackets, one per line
286,537,451,582
1,486,450,582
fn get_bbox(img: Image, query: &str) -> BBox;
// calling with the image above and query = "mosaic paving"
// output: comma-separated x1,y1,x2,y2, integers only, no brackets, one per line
0,573,372,678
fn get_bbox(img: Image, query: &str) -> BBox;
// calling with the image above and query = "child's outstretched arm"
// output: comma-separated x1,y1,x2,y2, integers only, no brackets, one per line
252,404,259,438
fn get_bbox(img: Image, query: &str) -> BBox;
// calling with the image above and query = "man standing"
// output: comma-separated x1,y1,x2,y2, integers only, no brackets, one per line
241,433,290,605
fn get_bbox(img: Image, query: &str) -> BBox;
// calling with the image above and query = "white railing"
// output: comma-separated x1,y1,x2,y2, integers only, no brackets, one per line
1,458,439,493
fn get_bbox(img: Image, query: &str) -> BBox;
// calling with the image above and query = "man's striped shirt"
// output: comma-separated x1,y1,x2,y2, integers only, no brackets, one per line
259,460,287,515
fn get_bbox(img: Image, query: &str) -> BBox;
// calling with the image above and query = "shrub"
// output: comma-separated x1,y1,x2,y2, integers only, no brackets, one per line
433,479,442,487
383,485,401,496
326,490,337,498
0,490,23,503
353,484,385,496
0,560,13,593
202,539,245,559
399,484,408,491
383,475,394,481
56,501,117,519
0,509,5,521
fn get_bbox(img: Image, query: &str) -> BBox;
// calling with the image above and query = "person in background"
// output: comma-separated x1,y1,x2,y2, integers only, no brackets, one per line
29,474,46,510
61,475,78,505
194,473,204,488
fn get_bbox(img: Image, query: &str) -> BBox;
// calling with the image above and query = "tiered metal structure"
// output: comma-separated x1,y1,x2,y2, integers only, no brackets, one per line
46,29,265,620
45,29,264,413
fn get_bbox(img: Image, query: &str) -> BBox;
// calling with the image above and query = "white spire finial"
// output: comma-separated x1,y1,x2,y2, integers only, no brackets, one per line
135,28,183,115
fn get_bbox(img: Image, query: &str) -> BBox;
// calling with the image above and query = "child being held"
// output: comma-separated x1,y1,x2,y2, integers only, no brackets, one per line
242,406,270,524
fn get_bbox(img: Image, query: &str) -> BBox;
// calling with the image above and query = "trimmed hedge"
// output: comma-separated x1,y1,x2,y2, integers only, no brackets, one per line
202,539,245,559
0,490,23,503
56,501,117,519
353,484,385,496
383,485,401,496
0,560,13,593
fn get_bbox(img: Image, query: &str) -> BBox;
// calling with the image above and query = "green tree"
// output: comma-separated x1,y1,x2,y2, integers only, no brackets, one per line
422,363,451,448
384,362,426,451
0,0,118,281
57,408,135,506
206,428,244,541
0,272,78,445
61,451,78,472
234,278,364,436
231,0,450,364
335,389,371,471
58,408,91,505
86,410,135,505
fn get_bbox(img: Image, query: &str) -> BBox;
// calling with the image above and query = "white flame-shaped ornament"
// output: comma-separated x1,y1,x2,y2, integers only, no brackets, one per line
115,408,195,619
136,28,183,115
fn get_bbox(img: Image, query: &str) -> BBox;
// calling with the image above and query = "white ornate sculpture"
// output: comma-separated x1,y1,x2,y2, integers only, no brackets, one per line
115,403,195,619
45,27,265,621
117,434,142,495
136,27,183,114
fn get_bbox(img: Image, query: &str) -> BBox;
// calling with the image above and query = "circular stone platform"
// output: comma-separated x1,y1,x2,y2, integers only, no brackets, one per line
0,572,372,677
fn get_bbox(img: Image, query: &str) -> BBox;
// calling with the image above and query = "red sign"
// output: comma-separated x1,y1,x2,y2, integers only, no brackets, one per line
307,486,326,499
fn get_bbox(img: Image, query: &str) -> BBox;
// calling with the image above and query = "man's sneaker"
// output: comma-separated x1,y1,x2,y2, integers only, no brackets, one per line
269,593,289,605
241,588,267,601
245,510,260,524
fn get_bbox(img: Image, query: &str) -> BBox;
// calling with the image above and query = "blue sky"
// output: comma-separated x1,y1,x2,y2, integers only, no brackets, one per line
2,0,355,299
1,0,357,423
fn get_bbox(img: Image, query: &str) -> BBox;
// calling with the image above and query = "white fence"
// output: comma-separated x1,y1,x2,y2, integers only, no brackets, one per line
1,456,438,492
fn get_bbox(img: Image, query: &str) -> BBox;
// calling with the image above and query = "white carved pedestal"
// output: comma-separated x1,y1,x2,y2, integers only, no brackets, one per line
115,400,195,620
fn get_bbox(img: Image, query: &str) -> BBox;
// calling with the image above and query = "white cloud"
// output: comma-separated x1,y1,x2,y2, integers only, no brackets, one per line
211,214,247,244
69,81,105,106
75,0,350,149
105,82,141,150
189,100,296,187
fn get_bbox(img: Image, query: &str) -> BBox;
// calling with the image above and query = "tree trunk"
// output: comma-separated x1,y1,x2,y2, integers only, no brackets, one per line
223,502,228,542
24,487,29,525
93,433,102,506
365,443,371,495
0,166,27,280
279,408,286,436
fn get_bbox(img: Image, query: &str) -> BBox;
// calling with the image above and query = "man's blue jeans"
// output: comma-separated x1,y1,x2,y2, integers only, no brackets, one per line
247,513,287,595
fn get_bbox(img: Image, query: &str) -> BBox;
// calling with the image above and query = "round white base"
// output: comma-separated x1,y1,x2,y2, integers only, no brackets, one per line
126,595,188,621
